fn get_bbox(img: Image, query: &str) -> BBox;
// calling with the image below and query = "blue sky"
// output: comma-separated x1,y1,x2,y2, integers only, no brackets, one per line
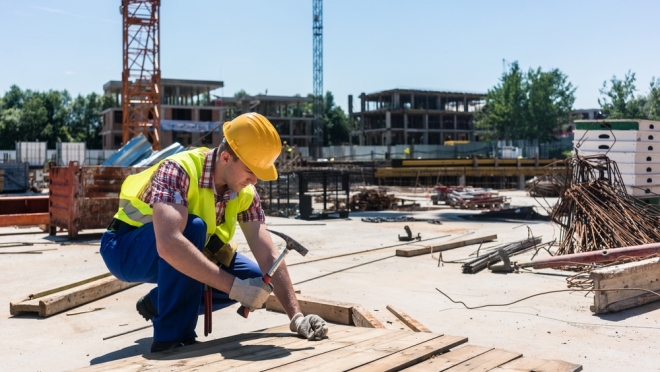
1,0,659,111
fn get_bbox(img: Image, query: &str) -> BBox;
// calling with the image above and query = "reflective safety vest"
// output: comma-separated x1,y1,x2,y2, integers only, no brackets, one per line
113,148,255,244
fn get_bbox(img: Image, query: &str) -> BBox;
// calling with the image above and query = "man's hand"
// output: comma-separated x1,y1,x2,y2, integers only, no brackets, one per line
228,277,273,311
289,313,328,340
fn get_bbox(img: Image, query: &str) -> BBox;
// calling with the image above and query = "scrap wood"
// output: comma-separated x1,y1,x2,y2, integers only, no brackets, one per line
590,257,660,314
10,273,140,317
386,304,431,332
349,189,399,211
66,307,105,316
396,234,498,257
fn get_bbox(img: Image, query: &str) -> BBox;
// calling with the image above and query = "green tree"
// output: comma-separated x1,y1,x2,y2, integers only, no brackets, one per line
476,61,576,142
598,71,645,119
323,92,350,145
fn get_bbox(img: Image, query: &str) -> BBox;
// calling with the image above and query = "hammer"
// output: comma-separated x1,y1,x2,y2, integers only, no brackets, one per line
237,229,309,318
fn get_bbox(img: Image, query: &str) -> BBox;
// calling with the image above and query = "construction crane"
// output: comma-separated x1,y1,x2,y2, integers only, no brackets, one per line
120,0,162,150
311,0,323,158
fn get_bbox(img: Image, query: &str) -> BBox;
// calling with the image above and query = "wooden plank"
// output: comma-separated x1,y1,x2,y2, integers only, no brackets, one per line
0,213,50,227
352,305,386,328
590,257,660,313
265,294,354,325
386,304,431,332
493,357,583,372
10,275,139,317
77,326,309,372
187,326,390,371
396,235,498,257
443,348,522,371
350,334,468,372
268,329,440,372
402,345,493,371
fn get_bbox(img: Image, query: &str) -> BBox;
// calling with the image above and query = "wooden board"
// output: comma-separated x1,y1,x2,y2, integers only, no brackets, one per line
396,234,498,257
590,257,660,313
265,294,354,325
351,305,386,328
74,325,581,372
386,304,431,332
492,356,583,371
10,273,139,317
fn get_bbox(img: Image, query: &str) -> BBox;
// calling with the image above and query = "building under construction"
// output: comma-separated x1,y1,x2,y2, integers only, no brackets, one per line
350,88,486,146
101,80,314,150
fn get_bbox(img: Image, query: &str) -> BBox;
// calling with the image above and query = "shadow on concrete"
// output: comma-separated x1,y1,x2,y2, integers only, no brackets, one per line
90,337,151,365
594,299,660,321
40,232,103,245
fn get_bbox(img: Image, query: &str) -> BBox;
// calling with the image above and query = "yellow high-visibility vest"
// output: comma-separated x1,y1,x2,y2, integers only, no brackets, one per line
113,148,255,244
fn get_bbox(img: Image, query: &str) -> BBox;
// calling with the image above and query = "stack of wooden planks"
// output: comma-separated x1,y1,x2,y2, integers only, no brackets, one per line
75,324,582,371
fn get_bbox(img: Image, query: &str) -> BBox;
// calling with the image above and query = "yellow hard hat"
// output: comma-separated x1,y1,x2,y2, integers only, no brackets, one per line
222,113,280,181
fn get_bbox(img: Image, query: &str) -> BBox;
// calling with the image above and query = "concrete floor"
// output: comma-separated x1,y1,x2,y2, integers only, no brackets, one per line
1,191,658,371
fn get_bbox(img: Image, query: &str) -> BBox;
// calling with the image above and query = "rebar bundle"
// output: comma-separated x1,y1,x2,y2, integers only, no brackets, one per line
547,154,660,255
461,236,542,274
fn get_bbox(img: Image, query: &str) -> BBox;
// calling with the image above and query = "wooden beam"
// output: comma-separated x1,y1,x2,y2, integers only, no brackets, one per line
351,305,386,328
590,257,660,314
265,294,354,325
396,234,497,257
0,213,49,227
386,304,431,332
10,273,140,317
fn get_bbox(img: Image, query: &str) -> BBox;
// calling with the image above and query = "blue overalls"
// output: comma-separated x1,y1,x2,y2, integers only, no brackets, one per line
100,214,261,343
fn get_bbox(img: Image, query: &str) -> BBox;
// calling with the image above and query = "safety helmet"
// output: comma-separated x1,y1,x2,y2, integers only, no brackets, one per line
222,113,280,181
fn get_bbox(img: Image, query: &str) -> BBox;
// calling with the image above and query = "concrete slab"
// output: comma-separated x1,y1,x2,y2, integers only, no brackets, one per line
0,190,657,371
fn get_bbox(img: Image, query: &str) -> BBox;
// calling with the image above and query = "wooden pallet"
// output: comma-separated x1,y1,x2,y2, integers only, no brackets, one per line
76,324,581,371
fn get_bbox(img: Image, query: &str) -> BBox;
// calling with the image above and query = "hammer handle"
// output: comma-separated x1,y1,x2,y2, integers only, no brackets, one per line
236,274,272,318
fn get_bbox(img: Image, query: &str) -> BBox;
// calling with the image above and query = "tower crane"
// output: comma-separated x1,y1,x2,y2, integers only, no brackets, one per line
311,0,323,158
120,0,162,150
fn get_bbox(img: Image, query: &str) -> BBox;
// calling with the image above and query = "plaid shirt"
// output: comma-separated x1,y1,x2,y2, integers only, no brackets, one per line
141,148,265,225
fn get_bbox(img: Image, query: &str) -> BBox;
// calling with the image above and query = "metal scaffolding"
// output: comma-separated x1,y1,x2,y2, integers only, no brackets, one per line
121,0,162,150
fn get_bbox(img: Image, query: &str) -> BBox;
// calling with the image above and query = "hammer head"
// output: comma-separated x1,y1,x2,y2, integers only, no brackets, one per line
266,229,309,257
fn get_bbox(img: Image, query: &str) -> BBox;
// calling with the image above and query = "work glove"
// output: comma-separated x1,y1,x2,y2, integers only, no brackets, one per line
289,313,329,341
228,277,273,311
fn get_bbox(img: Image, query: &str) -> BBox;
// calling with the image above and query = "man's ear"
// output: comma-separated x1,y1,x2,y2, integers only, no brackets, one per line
219,150,230,165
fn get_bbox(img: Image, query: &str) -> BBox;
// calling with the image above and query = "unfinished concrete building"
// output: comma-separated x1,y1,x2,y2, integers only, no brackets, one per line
101,79,314,151
213,95,314,148
350,89,486,146
101,79,225,150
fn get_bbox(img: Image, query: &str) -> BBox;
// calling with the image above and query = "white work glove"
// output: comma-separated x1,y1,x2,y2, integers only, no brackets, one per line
289,313,329,340
228,277,273,311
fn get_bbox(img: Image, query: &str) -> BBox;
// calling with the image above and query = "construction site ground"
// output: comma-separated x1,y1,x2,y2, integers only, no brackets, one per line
1,190,658,371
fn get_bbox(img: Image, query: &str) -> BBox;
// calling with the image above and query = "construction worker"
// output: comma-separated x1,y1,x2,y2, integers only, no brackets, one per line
100,113,328,353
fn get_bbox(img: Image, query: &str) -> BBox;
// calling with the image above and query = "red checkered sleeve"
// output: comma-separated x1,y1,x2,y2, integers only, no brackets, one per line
237,185,266,223
148,160,190,207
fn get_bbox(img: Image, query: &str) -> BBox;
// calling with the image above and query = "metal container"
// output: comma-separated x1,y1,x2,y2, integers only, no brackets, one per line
16,142,47,167
57,142,86,166
0,162,29,192
49,162,147,239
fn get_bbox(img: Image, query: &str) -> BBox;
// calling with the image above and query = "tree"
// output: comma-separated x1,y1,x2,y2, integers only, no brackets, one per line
323,92,349,145
476,61,576,143
598,71,645,119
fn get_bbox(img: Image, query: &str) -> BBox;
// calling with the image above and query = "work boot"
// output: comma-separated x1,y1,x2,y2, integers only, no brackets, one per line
136,294,157,321
150,338,198,353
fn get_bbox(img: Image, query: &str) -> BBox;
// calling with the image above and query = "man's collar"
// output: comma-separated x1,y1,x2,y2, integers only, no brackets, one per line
199,147,218,190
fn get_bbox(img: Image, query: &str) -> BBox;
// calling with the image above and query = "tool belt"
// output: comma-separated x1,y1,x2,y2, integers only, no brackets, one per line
203,234,237,267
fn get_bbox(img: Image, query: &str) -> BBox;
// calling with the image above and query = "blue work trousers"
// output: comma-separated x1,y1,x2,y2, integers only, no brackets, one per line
99,215,262,343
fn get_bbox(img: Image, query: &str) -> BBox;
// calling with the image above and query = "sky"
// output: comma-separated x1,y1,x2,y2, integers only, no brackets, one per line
1,0,660,112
